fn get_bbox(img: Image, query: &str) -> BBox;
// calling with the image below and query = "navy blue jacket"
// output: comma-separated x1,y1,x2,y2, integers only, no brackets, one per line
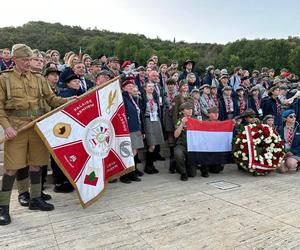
203,72,214,85
278,122,300,156
179,70,201,87
261,96,282,127
248,96,261,117
219,96,239,121
123,91,143,133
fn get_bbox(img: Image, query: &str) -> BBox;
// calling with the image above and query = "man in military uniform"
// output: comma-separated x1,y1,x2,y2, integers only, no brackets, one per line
174,102,197,181
0,44,69,225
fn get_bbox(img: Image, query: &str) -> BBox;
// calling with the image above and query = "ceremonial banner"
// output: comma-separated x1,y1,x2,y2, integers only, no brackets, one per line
187,118,234,165
35,79,135,207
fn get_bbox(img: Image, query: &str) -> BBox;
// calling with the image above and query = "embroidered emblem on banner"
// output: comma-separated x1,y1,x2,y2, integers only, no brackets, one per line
53,123,71,138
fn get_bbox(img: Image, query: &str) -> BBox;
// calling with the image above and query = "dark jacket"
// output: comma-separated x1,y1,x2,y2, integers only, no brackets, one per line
278,122,300,156
248,95,261,117
219,95,239,121
203,72,214,85
140,90,161,119
59,67,74,87
122,91,144,133
179,70,201,87
135,76,148,93
261,96,282,127
58,87,82,98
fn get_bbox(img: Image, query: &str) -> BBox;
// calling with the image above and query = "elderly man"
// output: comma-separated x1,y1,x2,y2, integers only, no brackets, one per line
0,44,69,225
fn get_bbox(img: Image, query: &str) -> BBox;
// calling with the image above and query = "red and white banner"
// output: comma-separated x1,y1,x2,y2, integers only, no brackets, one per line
35,79,134,207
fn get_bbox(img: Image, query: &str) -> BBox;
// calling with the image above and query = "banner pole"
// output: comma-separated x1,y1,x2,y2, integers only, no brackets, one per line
0,76,121,144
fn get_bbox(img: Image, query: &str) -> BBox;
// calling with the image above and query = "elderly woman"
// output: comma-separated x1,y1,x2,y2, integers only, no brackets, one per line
141,81,165,174
120,77,144,183
278,110,300,173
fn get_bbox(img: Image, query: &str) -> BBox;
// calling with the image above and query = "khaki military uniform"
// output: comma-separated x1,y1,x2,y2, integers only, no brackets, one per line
0,69,68,170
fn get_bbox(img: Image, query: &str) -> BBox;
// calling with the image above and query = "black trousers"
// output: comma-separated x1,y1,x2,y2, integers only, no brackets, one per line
50,156,69,184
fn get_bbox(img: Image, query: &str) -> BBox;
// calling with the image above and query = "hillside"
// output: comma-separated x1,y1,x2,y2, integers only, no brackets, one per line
1,21,300,74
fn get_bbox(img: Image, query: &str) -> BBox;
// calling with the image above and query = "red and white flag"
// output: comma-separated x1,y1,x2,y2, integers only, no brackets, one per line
187,118,234,165
35,79,134,207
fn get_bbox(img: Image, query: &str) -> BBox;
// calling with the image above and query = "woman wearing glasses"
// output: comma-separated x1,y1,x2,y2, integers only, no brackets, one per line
278,109,300,173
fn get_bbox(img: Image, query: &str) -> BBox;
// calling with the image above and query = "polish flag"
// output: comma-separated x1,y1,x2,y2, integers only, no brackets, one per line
187,118,234,165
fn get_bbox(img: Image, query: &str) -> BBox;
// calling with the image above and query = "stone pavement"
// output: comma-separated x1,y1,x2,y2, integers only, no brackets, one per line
1,161,300,250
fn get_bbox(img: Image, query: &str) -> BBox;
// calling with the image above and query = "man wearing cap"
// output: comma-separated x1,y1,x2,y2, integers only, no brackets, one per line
203,65,215,86
278,109,300,173
199,84,214,120
261,86,282,128
178,59,201,87
85,59,102,85
167,60,179,76
95,70,112,87
107,57,121,77
174,102,197,181
0,44,70,225
219,86,239,121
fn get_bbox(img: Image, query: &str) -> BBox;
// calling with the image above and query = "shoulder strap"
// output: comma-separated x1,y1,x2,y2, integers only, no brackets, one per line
2,73,11,100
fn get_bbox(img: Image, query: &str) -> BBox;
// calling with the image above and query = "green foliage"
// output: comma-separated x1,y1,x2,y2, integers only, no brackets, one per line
1,21,300,75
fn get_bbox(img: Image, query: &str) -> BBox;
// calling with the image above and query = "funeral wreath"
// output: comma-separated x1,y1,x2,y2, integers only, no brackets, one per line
233,123,285,175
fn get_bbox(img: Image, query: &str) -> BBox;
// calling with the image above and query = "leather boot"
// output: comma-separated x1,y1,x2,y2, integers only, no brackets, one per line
0,205,11,225
29,197,54,211
18,191,30,207
200,165,209,178
144,152,159,174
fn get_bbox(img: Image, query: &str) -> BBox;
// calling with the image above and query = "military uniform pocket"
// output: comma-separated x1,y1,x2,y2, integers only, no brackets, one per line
10,86,24,98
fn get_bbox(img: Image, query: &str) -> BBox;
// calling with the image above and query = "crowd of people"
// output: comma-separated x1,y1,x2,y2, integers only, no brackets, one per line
1,44,300,225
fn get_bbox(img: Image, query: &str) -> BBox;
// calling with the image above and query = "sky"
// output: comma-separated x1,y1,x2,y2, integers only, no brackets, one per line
1,0,300,44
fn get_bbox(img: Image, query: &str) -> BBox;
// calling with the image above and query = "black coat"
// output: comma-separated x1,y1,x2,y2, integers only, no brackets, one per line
122,91,144,133
219,96,239,121
261,96,282,127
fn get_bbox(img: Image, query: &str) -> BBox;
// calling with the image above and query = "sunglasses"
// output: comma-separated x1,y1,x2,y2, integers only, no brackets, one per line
288,114,296,118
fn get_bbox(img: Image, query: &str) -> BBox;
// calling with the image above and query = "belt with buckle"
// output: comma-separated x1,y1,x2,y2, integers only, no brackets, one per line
10,109,44,118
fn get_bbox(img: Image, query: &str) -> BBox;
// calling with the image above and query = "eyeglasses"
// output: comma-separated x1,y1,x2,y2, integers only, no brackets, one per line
288,114,296,118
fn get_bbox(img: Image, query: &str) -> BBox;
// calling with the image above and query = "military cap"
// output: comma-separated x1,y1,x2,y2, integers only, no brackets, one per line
208,107,219,113
250,86,259,92
220,69,228,75
190,88,200,94
282,109,296,119
273,78,282,85
214,69,221,76
91,59,101,66
12,44,33,58
180,102,193,111
65,74,80,83
108,56,119,63
219,74,229,80
122,76,135,88
96,70,112,78
268,85,280,94
179,79,188,90
222,86,232,92
43,67,61,77
31,49,43,58
199,84,211,90
171,60,178,64
206,65,215,72
236,86,244,92
239,108,256,118
263,114,274,123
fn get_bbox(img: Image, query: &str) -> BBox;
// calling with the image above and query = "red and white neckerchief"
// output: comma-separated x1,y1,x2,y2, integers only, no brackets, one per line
254,97,260,111
1,59,14,70
212,95,218,107
194,100,201,116
149,97,155,113
287,126,293,146
204,94,211,107
226,97,233,113
168,92,175,104
139,77,145,88
130,95,140,112
275,98,281,114
239,98,246,114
